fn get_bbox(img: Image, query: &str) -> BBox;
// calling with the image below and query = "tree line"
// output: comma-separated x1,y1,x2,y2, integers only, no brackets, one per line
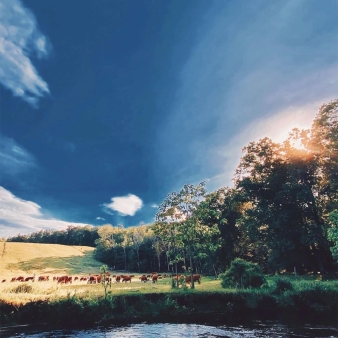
7,100,338,276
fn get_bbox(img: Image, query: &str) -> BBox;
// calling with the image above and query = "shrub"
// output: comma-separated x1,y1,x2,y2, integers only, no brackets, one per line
220,258,266,289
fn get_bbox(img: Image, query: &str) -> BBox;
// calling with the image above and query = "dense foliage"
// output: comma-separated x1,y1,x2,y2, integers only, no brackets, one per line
5,100,338,275
220,258,266,289
7,225,99,247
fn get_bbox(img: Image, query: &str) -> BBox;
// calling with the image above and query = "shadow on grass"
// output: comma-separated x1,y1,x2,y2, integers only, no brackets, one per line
6,251,102,274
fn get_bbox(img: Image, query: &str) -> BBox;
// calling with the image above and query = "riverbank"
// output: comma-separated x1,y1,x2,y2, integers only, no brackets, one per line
0,281,337,327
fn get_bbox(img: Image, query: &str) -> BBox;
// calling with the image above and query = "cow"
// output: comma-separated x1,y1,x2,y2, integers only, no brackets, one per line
139,275,148,283
38,276,49,282
115,275,121,283
87,276,97,284
122,275,132,283
185,274,201,284
10,277,16,282
25,276,34,282
74,276,78,281
152,274,159,283
16,276,25,282
2,279,6,283
57,276,72,284
80,277,87,281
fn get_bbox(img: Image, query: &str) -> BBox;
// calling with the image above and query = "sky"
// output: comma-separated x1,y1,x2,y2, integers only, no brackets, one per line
0,0,337,237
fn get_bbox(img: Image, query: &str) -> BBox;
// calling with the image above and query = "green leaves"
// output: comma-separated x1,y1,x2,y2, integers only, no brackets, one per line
153,182,221,287
328,210,338,262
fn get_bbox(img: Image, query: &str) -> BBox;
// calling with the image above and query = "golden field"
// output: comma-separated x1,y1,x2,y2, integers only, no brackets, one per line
0,242,217,306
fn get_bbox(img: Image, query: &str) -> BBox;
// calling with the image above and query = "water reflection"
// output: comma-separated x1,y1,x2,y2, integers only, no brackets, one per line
1,322,337,338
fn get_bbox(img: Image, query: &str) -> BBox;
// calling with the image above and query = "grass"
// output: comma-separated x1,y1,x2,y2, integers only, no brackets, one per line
0,243,337,326
0,242,101,276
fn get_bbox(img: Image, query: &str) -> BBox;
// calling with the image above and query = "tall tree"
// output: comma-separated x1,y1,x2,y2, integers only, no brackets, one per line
154,182,220,288
235,130,335,273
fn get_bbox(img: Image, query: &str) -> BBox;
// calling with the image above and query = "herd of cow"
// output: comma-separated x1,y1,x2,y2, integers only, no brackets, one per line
1,273,202,285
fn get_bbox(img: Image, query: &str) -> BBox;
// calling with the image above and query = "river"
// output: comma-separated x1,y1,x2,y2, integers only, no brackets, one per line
1,322,337,337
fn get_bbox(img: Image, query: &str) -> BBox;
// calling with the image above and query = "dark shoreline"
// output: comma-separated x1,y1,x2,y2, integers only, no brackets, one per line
1,289,337,328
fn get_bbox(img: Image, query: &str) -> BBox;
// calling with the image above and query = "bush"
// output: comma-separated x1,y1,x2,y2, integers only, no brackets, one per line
220,258,266,289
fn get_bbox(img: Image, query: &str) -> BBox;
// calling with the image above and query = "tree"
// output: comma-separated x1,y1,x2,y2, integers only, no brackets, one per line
154,182,220,288
234,135,333,273
100,264,111,299
327,210,338,262
195,187,247,271
308,99,338,212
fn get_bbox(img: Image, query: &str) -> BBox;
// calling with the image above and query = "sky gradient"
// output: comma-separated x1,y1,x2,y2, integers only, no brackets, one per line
0,0,337,237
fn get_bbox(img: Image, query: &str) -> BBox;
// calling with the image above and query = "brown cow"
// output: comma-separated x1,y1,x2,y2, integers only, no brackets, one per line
122,275,132,283
185,274,201,284
2,279,6,283
25,277,34,282
38,276,49,281
16,276,25,282
115,275,121,283
10,277,16,282
152,274,158,283
57,275,72,284
87,276,97,284
139,275,148,283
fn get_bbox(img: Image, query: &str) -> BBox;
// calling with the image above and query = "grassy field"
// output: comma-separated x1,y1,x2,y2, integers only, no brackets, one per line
0,243,337,326
1,242,337,309
0,242,101,276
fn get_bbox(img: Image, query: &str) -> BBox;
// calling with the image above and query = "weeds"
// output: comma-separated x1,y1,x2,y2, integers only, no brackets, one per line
8,284,33,294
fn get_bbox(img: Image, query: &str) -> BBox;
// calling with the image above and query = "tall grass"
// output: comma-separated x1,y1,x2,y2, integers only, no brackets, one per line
0,276,337,327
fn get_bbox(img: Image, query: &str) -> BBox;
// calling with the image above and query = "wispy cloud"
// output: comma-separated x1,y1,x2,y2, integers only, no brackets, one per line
0,134,36,177
0,0,50,106
157,0,338,193
208,99,325,190
151,204,159,208
0,186,90,237
103,194,143,217
96,216,105,221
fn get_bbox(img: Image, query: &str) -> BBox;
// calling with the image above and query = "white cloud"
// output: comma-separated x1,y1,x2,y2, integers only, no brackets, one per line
151,204,159,208
0,134,36,176
0,186,90,237
0,0,50,106
104,194,143,217
96,216,105,220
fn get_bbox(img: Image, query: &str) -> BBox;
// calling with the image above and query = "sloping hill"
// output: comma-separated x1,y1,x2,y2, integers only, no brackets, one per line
0,242,102,276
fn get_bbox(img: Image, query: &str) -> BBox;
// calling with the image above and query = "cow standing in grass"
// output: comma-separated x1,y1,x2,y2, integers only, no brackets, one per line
185,274,201,284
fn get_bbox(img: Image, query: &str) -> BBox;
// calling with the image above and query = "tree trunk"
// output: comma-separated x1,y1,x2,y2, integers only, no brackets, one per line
190,254,194,289
157,254,161,272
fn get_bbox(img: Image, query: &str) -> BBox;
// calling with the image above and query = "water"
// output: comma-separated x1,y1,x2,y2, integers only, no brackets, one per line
1,322,337,338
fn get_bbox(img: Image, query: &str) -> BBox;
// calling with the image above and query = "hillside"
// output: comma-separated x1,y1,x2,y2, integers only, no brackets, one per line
0,242,102,276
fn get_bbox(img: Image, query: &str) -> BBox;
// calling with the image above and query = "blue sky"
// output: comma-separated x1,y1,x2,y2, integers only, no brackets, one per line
0,0,337,237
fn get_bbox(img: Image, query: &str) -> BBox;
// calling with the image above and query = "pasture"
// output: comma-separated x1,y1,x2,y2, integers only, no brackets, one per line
0,242,101,277
0,242,220,306
1,242,337,310
0,272,220,306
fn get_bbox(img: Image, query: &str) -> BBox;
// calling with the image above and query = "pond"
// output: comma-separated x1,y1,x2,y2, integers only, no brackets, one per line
1,322,337,338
